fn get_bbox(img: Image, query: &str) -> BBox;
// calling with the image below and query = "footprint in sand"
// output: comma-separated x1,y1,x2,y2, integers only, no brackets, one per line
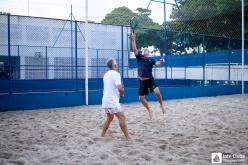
93,163,104,165
9,160,25,165
112,149,121,155
80,132,89,137
135,139,144,143
87,139,94,145
141,154,152,161
92,137,102,142
209,130,219,135
224,130,232,135
157,153,166,160
172,133,184,137
187,135,199,140
153,131,159,134
108,130,118,134
159,144,167,150
178,158,191,164
0,152,12,159
107,162,119,165
127,150,140,156
211,143,223,148
198,147,205,152
76,154,87,159
165,157,173,161
100,154,109,160
157,139,168,144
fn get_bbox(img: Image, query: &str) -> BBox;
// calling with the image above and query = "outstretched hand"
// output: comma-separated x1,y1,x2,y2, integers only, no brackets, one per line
160,57,165,64
156,57,165,66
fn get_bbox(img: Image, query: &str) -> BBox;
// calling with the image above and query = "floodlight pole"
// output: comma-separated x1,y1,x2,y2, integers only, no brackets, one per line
242,0,244,94
71,5,74,78
28,0,30,16
149,0,167,53
85,0,89,104
149,0,167,78
163,0,167,80
163,0,167,55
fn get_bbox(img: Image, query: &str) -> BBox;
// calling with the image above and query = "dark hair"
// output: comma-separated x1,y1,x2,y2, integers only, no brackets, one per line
107,58,116,69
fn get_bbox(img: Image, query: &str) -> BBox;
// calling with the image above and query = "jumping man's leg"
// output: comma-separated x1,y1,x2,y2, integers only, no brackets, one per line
153,87,166,114
101,113,114,137
115,112,130,140
139,96,153,120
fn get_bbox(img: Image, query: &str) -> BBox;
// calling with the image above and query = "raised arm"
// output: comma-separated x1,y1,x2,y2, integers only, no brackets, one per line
131,32,139,56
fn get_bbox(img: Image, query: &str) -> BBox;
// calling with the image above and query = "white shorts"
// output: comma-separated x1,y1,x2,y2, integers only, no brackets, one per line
104,107,122,114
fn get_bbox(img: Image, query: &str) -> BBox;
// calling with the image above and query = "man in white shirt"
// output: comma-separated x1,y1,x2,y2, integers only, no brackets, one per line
101,58,129,140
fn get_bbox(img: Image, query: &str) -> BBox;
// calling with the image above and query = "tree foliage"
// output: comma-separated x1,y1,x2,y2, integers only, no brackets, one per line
170,0,248,38
101,6,164,51
101,2,247,54
101,6,133,26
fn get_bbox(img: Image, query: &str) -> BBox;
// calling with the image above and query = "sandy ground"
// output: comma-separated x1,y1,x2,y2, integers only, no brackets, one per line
0,94,248,165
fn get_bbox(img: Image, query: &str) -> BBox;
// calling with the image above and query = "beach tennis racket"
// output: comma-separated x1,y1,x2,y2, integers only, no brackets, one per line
130,8,151,33
130,16,139,33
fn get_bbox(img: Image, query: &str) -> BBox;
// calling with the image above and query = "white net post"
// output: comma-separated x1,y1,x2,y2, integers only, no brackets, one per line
242,0,244,94
85,0,89,104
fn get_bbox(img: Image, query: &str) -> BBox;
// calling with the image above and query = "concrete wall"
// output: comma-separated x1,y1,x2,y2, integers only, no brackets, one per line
0,15,130,79
128,65,248,81
1,84,247,111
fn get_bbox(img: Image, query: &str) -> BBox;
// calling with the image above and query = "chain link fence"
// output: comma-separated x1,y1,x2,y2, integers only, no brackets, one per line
103,0,248,87
0,0,247,94
0,14,130,92
103,0,247,53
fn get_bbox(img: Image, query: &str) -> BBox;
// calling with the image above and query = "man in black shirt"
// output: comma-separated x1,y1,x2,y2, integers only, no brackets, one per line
132,32,166,119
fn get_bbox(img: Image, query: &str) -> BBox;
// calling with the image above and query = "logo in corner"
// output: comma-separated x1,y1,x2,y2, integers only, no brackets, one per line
212,153,222,163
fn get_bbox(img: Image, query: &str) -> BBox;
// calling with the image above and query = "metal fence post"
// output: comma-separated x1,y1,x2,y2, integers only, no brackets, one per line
228,38,231,81
121,26,124,78
185,65,187,84
165,55,167,80
7,14,11,94
96,49,99,87
117,49,121,79
75,20,78,81
117,50,119,65
45,46,48,79
202,35,205,83
17,45,20,80
184,32,186,51
163,0,167,56
164,0,167,82
241,0,244,94
171,64,172,79
71,5,74,79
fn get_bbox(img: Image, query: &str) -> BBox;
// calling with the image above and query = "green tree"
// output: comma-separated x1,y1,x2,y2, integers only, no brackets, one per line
101,6,162,29
101,6,133,26
170,0,248,38
101,6,165,52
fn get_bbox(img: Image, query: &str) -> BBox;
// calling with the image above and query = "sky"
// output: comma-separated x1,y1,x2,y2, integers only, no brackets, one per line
0,0,174,24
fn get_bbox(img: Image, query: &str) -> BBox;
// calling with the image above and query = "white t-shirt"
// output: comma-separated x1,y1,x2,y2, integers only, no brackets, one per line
102,70,122,108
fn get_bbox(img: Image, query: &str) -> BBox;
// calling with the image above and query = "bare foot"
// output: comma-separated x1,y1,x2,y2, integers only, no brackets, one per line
161,105,166,114
149,110,153,120
125,136,131,141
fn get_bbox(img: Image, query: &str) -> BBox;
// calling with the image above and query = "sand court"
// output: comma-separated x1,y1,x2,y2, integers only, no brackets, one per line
0,94,247,165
